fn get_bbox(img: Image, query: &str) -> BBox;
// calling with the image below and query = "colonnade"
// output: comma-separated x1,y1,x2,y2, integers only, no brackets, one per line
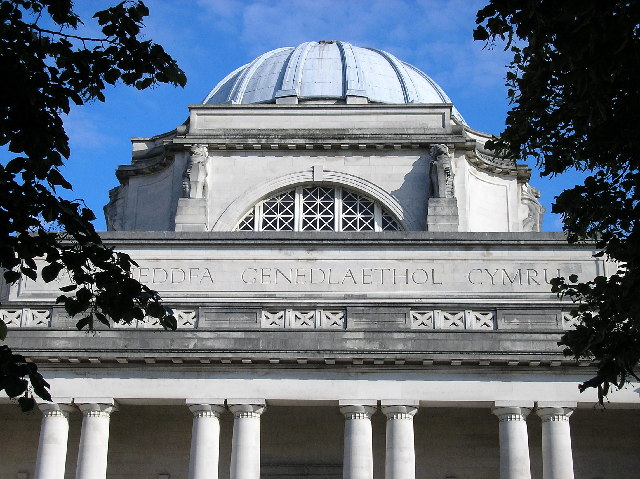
33,399,575,479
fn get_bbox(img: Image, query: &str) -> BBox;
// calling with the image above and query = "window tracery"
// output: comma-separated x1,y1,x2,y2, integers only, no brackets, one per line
236,186,401,232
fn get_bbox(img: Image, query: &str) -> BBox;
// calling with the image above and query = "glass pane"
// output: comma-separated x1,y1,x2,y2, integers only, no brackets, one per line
261,190,295,230
237,210,255,231
341,191,375,231
301,186,335,231
381,211,400,231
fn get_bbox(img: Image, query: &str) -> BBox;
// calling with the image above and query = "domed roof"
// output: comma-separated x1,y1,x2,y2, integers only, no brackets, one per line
203,40,466,124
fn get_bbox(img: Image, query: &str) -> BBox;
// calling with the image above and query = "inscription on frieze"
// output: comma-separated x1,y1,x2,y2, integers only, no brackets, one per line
17,254,597,299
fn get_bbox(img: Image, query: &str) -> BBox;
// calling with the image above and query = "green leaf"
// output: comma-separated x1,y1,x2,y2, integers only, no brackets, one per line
3,270,20,283
0,320,7,341
75,315,92,330
42,262,63,283
47,169,72,189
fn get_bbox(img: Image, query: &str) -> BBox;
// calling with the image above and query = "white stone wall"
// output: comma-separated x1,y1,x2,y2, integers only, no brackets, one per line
208,150,429,231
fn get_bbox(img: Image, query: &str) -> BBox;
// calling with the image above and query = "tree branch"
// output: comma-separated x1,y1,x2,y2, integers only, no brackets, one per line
28,23,117,45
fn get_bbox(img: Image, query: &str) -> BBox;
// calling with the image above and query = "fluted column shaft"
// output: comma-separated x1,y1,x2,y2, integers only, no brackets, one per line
188,403,226,479
34,403,74,479
536,407,575,479
492,406,532,479
229,402,266,479
382,404,418,479
340,404,377,479
75,402,116,479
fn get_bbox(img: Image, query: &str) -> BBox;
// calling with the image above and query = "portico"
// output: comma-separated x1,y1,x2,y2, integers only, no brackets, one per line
24,394,617,479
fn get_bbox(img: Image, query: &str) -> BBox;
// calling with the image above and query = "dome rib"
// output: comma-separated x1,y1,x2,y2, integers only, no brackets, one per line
276,42,313,98
229,48,289,104
367,47,419,104
337,41,367,97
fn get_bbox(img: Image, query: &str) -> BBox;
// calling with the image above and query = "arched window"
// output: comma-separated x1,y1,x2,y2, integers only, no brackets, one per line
236,186,402,232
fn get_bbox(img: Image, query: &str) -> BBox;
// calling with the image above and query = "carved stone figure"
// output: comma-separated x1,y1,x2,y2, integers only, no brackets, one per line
104,186,125,231
183,144,209,198
429,144,454,198
520,183,545,232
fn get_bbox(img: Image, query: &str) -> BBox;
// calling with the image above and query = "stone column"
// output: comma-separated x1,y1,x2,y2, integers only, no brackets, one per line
381,401,418,479
75,401,116,479
492,404,532,479
536,404,575,479
187,401,226,479
228,400,266,479
34,402,74,479
339,401,377,479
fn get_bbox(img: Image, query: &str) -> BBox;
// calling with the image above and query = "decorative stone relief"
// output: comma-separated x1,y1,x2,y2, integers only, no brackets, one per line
429,144,454,198
260,309,346,329
176,309,198,328
318,310,346,329
261,310,285,328
409,310,496,330
469,311,496,330
1,308,51,327
291,310,316,328
1,309,22,327
520,183,545,232
115,309,198,329
182,144,209,199
27,309,52,327
441,311,465,329
409,310,433,329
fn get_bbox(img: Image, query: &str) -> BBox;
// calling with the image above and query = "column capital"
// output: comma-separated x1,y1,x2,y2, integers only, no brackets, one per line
228,401,266,418
38,402,75,418
76,402,117,418
492,406,531,422
188,403,226,418
381,404,418,419
339,404,377,419
536,407,574,422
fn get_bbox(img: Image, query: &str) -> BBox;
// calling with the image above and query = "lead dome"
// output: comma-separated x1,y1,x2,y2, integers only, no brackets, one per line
203,40,466,124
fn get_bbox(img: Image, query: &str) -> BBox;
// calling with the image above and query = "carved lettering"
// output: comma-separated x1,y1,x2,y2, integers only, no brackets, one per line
342,269,357,284
468,268,483,285
153,268,168,283
412,268,429,284
275,268,292,284
171,268,185,283
502,269,522,285
131,264,572,290
242,268,257,284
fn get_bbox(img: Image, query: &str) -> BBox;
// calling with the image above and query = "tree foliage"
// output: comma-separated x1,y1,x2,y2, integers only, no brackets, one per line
475,0,640,401
0,0,186,409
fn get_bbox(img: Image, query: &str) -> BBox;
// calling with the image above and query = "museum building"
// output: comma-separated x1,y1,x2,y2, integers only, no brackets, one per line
1,41,639,479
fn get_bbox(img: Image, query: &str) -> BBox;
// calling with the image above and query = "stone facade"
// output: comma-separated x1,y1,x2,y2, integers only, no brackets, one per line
1,41,638,479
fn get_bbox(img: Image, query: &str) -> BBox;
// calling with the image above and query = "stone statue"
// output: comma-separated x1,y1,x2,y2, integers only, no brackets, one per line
182,144,209,199
520,183,545,232
429,144,454,198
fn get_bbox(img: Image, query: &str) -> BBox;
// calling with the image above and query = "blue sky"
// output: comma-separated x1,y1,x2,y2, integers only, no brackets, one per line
61,0,579,231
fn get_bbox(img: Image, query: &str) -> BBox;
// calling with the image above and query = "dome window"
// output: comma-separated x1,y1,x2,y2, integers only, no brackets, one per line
236,186,401,232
